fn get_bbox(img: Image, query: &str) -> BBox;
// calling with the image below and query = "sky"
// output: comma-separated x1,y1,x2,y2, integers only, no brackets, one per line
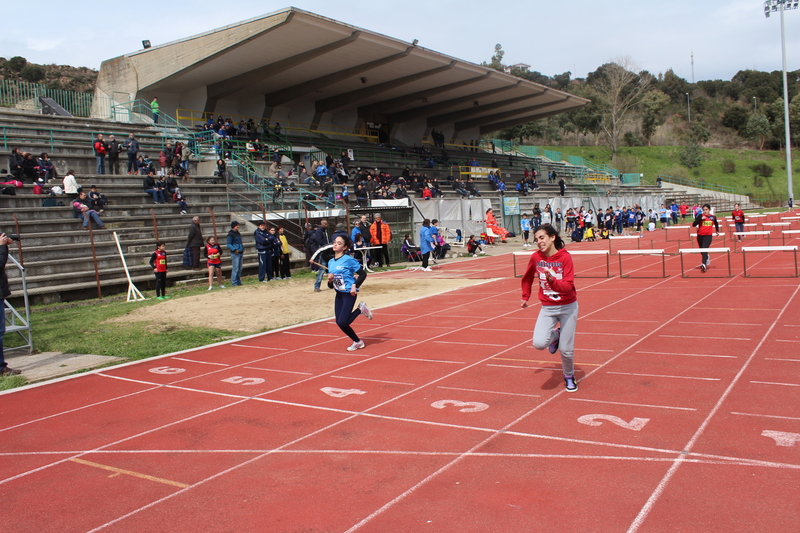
3,0,799,82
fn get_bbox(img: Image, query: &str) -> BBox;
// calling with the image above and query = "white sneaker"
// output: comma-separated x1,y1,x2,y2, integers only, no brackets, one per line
347,340,365,351
423,267,433,272
473,254,478,257
358,302,373,320
220,285,226,288
207,286,213,291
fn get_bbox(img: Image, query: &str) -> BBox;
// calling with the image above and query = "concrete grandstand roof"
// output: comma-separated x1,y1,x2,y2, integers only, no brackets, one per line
96,7,587,142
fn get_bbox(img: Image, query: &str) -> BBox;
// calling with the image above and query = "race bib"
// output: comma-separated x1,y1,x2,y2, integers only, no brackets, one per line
332,274,346,291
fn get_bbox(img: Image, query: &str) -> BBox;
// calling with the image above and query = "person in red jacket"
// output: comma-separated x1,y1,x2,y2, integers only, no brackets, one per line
520,223,579,392
93,134,107,175
149,241,169,299
692,203,720,272
731,203,745,242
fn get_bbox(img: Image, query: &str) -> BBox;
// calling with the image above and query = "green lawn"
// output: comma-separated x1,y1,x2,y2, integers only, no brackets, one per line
538,145,798,202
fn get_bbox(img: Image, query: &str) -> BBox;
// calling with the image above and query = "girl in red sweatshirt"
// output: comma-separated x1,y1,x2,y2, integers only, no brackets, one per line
520,224,579,392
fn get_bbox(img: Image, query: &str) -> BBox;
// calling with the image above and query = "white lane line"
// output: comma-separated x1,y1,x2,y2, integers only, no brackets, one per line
393,324,453,329
765,357,800,362
578,332,639,336
731,412,800,421
583,319,661,323
230,344,287,350
437,386,540,398
636,351,737,359
302,350,370,357
387,357,466,364
660,335,751,341
750,380,800,387
678,321,763,327
575,348,615,352
607,372,721,381
242,367,313,376
171,358,228,366
783,324,800,327
486,364,561,371
433,340,508,346
282,331,339,337
360,337,418,342
330,375,415,386
568,398,697,411
775,339,800,343
471,328,532,332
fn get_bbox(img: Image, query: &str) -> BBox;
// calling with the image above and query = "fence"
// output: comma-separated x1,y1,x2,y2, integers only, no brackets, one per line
0,80,114,119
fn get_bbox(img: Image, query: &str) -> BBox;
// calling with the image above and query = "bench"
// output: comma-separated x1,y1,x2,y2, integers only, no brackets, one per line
678,247,732,277
617,249,668,278
741,245,799,278
512,250,612,278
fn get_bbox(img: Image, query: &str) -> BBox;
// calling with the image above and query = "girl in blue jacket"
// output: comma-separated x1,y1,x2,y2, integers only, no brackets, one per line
327,234,372,351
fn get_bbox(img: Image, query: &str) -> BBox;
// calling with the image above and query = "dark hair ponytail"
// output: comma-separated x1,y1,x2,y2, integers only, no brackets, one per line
535,223,565,250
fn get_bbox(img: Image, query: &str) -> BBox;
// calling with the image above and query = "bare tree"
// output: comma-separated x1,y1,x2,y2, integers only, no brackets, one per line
588,56,652,159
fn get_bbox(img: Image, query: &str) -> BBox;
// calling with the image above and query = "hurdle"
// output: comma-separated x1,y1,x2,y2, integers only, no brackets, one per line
732,231,772,251
741,245,799,278
689,233,727,248
618,249,668,278
608,234,642,252
678,247,732,277
664,225,691,241
782,229,800,245
512,250,613,278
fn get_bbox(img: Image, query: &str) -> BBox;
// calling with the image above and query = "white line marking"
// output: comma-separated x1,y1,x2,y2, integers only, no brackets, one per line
731,412,800,421
678,321,762,327
302,350,370,357
783,324,800,327
607,372,721,381
330,375,415,386
568,398,697,411
574,348,615,352
750,380,800,387
635,350,737,359
471,328,533,332
432,340,508,346
393,324,453,329
437,386,540,398
765,357,800,362
583,319,661,323
171,358,228,366
775,339,800,343
486,364,561,371
242,367,313,376
229,344,287,350
386,357,465,364
578,332,639,336
360,337,417,342
660,335,751,341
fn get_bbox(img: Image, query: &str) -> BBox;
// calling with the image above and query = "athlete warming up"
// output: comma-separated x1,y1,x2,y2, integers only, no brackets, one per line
520,224,579,392
691,203,720,273
327,235,373,351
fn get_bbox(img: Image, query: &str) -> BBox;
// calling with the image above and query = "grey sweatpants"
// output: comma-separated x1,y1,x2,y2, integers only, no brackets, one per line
532,301,579,376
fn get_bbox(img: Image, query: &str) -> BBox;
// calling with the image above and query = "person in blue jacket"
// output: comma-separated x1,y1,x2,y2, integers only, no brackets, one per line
419,219,436,272
327,234,372,351
254,220,273,282
226,220,244,286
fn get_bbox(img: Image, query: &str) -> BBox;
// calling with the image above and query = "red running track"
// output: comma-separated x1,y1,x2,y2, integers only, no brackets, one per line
1,212,800,532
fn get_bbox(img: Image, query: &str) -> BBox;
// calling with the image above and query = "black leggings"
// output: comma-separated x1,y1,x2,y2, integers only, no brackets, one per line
422,251,430,268
697,234,713,265
334,291,361,342
155,272,167,297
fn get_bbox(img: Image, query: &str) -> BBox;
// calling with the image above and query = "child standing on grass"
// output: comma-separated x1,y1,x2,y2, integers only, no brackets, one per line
149,241,169,299
204,236,225,290
327,234,372,351
520,224,579,392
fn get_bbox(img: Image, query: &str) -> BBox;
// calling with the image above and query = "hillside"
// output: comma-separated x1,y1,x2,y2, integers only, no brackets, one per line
0,56,97,93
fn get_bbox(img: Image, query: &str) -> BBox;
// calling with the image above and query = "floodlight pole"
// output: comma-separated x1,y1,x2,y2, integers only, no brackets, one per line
766,0,795,207
686,93,691,122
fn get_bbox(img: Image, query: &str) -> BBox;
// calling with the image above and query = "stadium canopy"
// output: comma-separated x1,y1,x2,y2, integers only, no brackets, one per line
96,7,588,145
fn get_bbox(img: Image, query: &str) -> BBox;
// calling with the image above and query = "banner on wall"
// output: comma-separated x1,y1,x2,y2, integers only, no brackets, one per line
503,197,520,216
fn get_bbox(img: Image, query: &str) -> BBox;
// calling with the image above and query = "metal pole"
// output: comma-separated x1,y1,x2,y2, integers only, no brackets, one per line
150,208,159,242
686,93,691,122
780,3,794,207
12,213,23,266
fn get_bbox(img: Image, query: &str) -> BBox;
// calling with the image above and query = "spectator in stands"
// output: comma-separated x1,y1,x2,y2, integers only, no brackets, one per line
173,187,188,214
226,221,244,286
93,134,107,175
516,179,528,196
151,97,160,124
143,171,166,204
452,178,469,197
470,157,479,167
9,148,24,182
88,185,106,212
37,153,57,181
158,151,169,176
154,174,169,203
73,191,105,229
164,171,179,198
107,135,122,175
559,177,566,196
123,134,140,175
22,153,38,183
369,213,392,268
62,170,80,200
185,217,204,270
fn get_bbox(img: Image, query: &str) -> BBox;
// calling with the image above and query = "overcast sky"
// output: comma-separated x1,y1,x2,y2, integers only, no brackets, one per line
3,1,798,82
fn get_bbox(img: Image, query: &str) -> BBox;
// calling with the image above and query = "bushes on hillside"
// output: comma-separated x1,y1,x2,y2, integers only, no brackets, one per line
722,159,736,173
750,162,774,177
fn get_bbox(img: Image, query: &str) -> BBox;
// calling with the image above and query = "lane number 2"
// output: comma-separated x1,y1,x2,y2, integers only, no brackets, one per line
578,414,650,431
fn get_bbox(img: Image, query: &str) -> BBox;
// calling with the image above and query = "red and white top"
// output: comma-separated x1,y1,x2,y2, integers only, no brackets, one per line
731,209,745,224
521,248,577,306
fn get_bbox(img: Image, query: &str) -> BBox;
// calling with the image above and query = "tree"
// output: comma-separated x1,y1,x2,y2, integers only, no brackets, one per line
639,90,670,144
587,56,653,158
553,71,571,90
745,114,771,150
689,121,711,145
679,143,704,169
722,105,749,131
7,56,26,73
483,44,505,72
20,64,45,83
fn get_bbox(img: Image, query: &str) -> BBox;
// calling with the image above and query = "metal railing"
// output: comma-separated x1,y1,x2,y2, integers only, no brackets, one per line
3,253,33,354
0,79,112,119
0,123,174,153
657,174,742,195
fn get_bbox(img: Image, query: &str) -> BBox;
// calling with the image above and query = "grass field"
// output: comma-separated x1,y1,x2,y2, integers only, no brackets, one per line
539,145,799,202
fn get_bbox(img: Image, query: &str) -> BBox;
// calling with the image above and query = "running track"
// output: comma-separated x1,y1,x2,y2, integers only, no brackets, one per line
1,212,800,532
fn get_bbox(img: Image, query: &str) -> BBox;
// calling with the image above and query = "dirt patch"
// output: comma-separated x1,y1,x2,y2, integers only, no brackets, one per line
108,276,487,333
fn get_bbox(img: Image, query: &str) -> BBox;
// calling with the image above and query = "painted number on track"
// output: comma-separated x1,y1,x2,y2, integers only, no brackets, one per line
221,376,265,385
321,387,367,398
431,400,489,413
578,414,650,431
149,366,186,375
762,430,800,447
